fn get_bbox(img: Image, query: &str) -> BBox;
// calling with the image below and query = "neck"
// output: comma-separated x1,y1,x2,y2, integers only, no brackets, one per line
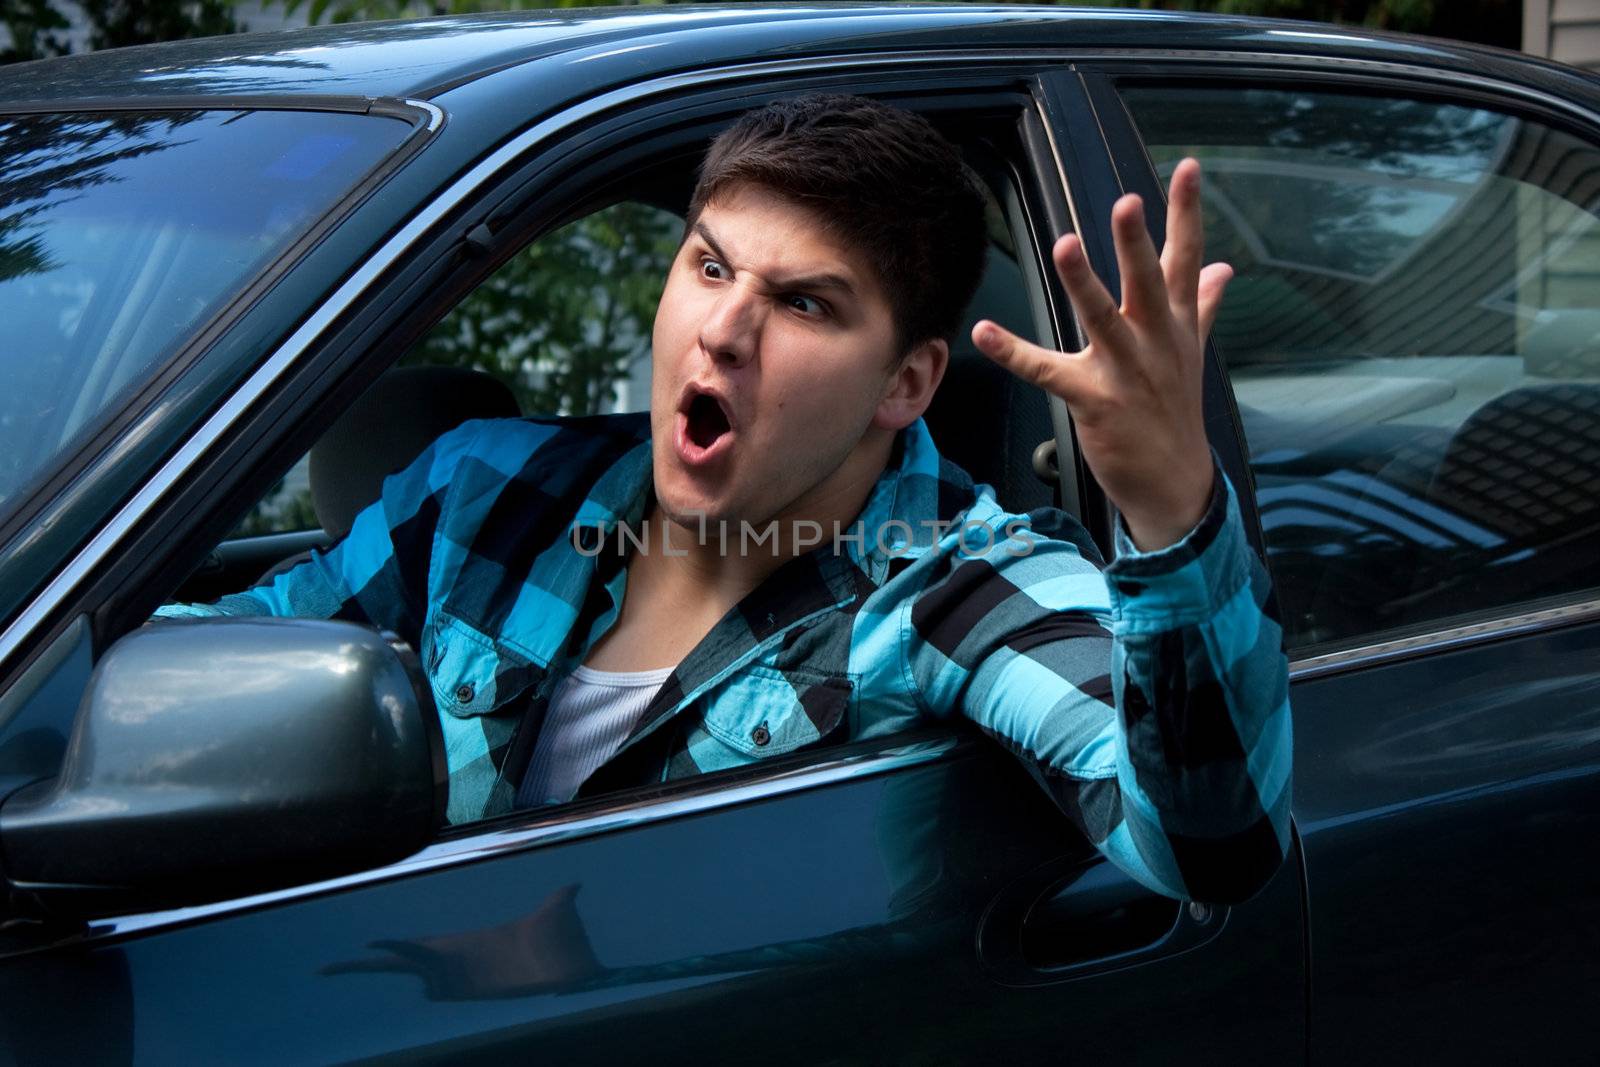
642,428,895,599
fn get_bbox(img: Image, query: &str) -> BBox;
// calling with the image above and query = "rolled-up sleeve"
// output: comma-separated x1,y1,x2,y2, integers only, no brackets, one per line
154,421,481,644
903,463,1292,903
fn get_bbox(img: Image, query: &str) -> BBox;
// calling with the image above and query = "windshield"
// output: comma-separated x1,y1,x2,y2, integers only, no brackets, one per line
0,107,408,520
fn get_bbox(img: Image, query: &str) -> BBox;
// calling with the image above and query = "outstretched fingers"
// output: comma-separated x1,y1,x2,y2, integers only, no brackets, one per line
1160,158,1205,333
971,319,1085,402
1109,193,1167,324
1052,232,1133,353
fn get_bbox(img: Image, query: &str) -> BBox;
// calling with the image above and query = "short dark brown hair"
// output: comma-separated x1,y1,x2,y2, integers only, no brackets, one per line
687,94,989,357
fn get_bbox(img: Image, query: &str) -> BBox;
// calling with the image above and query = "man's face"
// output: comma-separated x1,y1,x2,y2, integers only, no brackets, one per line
649,183,902,533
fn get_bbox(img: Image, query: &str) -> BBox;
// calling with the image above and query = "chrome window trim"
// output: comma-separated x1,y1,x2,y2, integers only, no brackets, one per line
3,46,1598,670
1289,597,1600,681
89,734,961,939
404,98,444,132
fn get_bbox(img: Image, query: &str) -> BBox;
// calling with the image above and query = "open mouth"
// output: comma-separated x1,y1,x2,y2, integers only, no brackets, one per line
686,392,732,450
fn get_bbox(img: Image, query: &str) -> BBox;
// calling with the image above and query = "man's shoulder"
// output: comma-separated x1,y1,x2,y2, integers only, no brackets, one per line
426,411,651,497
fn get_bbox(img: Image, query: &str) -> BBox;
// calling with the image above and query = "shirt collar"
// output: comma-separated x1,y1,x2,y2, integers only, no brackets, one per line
850,417,975,581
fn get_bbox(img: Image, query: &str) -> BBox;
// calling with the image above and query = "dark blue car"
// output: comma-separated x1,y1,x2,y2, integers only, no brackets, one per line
1,6,1598,1062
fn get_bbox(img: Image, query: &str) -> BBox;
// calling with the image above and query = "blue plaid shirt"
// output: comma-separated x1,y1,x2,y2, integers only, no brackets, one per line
160,412,1292,902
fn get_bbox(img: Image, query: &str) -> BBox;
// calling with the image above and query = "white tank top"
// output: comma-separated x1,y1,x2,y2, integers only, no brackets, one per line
516,662,676,807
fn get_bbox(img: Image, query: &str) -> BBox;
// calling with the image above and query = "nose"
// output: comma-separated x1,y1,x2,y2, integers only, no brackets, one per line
697,281,762,369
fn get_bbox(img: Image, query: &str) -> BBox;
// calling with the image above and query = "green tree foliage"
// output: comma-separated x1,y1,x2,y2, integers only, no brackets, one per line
2,0,240,62
404,201,683,416
1,0,71,62
277,0,628,27
78,0,239,51
1094,0,1436,32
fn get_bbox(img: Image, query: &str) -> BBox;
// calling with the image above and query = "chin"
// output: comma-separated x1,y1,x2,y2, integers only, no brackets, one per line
652,471,732,529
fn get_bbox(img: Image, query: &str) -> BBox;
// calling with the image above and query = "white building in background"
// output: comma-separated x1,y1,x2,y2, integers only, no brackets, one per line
1524,0,1600,72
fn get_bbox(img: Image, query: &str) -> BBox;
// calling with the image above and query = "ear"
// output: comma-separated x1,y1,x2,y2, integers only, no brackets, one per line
873,337,948,431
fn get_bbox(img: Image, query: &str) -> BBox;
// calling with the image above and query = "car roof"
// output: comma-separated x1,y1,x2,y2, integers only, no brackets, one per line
0,4,1596,112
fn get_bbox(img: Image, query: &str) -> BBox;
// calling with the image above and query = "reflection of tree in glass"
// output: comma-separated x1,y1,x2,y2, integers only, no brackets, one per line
0,205,55,281
1138,91,1504,175
0,113,196,283
1132,90,1510,362
0,113,198,508
0,0,70,63
406,202,683,416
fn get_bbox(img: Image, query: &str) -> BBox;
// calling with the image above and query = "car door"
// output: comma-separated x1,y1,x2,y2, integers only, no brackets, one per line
0,57,1307,1065
1113,57,1600,1062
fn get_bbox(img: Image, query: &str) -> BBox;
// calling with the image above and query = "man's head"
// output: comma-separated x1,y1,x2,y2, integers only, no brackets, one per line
688,94,989,359
649,95,989,539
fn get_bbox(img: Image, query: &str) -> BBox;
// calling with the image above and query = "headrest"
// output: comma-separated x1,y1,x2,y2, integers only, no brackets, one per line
1430,382,1600,541
310,366,520,539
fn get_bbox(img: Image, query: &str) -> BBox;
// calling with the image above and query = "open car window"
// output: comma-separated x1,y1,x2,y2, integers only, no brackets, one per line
187,122,1053,828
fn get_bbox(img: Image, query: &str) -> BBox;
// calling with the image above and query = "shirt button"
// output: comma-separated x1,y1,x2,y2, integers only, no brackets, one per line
455,683,476,704
751,725,770,747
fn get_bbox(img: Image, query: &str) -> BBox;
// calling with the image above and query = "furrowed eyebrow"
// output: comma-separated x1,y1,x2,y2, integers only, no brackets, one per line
774,270,856,297
692,221,731,267
691,221,858,298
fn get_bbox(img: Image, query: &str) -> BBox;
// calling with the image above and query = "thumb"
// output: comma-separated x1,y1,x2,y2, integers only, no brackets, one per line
1197,262,1233,344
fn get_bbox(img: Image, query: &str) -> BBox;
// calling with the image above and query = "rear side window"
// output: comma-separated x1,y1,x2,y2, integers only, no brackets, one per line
1123,86,1600,652
0,108,408,523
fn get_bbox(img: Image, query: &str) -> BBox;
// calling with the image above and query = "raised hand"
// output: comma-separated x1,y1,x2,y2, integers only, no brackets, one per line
972,158,1231,551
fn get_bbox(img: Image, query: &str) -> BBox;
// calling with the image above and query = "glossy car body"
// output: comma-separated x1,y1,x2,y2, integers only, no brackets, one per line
0,6,1598,1063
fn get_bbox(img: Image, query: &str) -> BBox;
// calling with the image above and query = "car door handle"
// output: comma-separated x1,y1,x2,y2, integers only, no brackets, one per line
976,855,1227,986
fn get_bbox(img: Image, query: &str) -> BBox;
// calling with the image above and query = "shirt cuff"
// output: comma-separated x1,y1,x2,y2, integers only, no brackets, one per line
1104,457,1252,631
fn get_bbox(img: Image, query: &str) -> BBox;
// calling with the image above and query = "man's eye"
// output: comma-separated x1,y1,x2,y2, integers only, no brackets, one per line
786,294,825,316
699,258,727,280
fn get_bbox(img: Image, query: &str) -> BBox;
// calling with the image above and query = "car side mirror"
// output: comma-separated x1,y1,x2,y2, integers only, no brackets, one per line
0,618,445,917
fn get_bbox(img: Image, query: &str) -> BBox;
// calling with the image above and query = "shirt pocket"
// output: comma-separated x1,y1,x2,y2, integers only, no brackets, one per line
697,664,855,764
422,612,542,719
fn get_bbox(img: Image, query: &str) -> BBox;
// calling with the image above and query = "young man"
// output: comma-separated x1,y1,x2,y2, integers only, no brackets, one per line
161,96,1291,904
